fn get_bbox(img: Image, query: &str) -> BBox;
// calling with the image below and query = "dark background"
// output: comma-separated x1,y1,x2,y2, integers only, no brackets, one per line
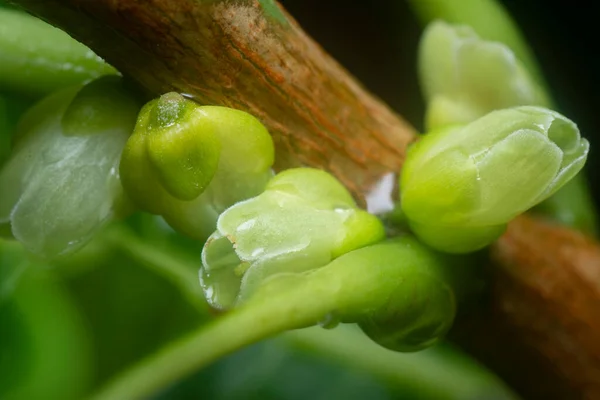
281,0,600,207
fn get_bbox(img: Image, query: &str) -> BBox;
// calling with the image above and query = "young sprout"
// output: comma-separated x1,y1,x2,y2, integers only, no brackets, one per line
119,93,274,240
200,168,385,310
419,21,550,131
0,76,141,257
400,106,589,253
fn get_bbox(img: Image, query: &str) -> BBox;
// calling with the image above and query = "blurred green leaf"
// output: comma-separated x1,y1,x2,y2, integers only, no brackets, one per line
160,338,392,400
0,8,116,96
0,91,36,166
62,238,208,390
0,267,92,400
0,239,29,302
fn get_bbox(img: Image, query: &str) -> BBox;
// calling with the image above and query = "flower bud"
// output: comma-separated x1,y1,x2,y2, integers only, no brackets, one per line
119,94,274,240
354,237,456,352
243,236,458,353
200,168,385,310
0,76,141,257
400,106,589,253
419,21,550,130
119,93,221,211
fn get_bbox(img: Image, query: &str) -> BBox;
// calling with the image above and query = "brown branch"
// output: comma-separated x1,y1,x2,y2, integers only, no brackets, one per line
454,215,600,399
9,0,600,398
10,0,414,205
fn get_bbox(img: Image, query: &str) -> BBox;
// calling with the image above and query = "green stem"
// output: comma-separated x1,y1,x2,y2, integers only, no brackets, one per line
98,232,511,400
89,268,339,400
91,237,468,399
0,8,116,96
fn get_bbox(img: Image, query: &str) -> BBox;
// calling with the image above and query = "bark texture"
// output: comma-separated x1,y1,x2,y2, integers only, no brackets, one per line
454,214,600,399
9,0,600,398
10,0,414,204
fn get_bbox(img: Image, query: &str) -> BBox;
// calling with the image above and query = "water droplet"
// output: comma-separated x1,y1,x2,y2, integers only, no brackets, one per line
318,312,340,330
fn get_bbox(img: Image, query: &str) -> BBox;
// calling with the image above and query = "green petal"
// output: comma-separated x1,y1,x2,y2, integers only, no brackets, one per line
146,97,221,201
266,168,356,209
418,21,549,131
200,232,245,310
471,129,561,225
333,209,386,258
1,78,139,257
419,21,476,101
61,76,140,136
217,191,343,263
408,221,506,254
202,168,386,309
401,144,480,226
200,106,274,175
120,100,274,239
119,107,167,215
0,89,76,223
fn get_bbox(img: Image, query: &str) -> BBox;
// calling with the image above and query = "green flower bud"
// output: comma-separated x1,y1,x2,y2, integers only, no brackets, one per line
419,21,550,130
245,236,457,352
120,94,274,240
0,76,141,257
200,168,385,310
351,237,456,352
120,93,221,208
400,106,589,253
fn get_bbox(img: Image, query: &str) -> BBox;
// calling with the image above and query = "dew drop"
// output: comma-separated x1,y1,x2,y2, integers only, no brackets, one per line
318,312,340,330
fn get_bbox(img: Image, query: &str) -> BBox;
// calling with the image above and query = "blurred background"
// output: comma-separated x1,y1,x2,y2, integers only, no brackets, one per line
1,0,598,399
